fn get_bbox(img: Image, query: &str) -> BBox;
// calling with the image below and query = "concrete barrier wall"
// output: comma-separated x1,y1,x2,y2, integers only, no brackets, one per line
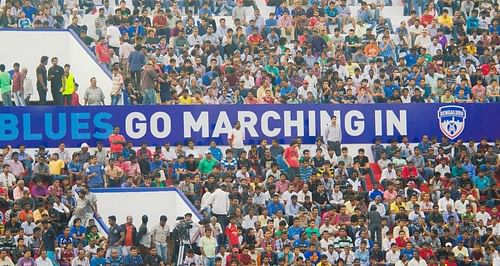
0,29,112,104
90,187,202,234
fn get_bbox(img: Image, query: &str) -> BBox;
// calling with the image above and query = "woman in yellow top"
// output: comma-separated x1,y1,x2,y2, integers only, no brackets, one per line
61,64,76,106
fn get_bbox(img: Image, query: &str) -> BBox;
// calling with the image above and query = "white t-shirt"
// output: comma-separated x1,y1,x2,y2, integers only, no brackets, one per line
454,199,469,214
106,26,121,48
476,211,492,226
35,257,53,266
229,128,245,149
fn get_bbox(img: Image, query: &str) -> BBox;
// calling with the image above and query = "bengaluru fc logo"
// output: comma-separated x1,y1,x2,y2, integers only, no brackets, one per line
437,105,467,140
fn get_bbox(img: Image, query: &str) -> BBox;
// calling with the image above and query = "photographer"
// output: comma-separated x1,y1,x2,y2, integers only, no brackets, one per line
173,213,202,264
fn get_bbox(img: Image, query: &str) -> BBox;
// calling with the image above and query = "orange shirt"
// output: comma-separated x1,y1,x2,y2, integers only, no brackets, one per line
19,210,33,222
364,44,380,57
109,134,125,153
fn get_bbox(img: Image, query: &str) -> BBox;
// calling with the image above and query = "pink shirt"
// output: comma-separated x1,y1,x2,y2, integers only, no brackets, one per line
275,180,291,194
278,16,293,28
12,186,29,201
383,189,398,202
472,85,486,97
126,162,141,177
6,160,24,177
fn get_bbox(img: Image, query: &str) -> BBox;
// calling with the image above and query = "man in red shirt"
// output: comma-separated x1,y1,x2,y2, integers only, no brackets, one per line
284,140,300,180
109,126,126,159
95,37,111,67
247,27,263,54
121,215,137,256
224,215,240,248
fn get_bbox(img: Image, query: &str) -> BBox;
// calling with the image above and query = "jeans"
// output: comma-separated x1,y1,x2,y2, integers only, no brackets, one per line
63,94,72,106
231,148,244,159
13,91,25,106
327,141,341,156
287,167,300,181
47,251,59,266
369,224,382,243
111,94,121,105
51,87,62,105
204,257,216,266
488,96,500,103
213,213,228,230
37,87,47,105
130,70,142,90
143,88,156,105
155,243,168,262
1,92,11,106
361,167,376,183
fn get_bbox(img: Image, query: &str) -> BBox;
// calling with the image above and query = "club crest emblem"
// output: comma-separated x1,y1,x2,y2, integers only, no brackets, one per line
437,105,467,140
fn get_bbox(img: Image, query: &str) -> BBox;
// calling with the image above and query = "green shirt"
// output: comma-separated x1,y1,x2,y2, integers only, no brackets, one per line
0,71,11,94
304,227,320,239
264,65,279,77
345,35,360,45
198,158,217,174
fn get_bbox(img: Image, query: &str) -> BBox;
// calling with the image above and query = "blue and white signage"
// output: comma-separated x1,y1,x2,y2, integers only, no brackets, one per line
0,103,498,147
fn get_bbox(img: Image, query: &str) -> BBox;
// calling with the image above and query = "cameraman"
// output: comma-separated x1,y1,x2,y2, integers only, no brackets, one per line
174,213,202,263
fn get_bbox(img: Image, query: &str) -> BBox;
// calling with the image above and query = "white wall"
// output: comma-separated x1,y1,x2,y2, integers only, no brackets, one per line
91,188,201,234
0,30,112,104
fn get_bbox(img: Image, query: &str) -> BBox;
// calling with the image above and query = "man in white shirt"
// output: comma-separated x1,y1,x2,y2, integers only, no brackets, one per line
408,251,427,266
454,194,470,215
380,163,397,187
228,121,245,158
0,164,16,189
106,23,121,51
162,143,177,163
72,249,90,266
427,37,443,56
285,195,301,217
119,37,135,71
297,184,312,205
35,250,54,266
368,196,386,216
330,185,344,206
437,191,454,212
187,27,203,46
152,215,170,263
208,185,230,227
323,116,342,157
476,205,492,226
386,244,401,264
239,69,255,90
242,209,258,230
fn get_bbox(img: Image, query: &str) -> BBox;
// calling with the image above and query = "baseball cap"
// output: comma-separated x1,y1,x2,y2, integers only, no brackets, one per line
445,242,452,247
80,143,89,148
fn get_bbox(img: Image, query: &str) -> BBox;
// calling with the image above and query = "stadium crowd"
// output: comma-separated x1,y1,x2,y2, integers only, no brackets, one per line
0,124,497,265
0,0,499,105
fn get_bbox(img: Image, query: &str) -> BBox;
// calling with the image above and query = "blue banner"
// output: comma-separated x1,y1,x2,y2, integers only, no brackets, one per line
0,103,498,147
